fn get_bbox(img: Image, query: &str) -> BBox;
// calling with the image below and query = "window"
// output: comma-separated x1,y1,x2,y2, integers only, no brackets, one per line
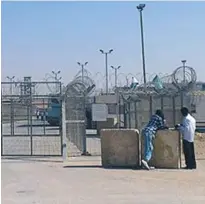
51,98,59,104
107,104,124,114
191,104,196,113
107,104,116,114
202,83,205,91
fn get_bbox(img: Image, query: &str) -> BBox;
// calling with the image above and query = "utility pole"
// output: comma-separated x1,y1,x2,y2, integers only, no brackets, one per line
77,62,88,83
99,49,113,94
111,66,121,88
6,76,15,95
181,60,187,84
137,4,147,89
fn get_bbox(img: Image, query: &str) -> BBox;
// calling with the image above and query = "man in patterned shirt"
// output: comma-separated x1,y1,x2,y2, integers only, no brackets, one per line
141,109,168,170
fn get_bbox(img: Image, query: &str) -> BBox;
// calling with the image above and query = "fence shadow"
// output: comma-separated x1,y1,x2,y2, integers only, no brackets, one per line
18,124,59,128
1,156,62,163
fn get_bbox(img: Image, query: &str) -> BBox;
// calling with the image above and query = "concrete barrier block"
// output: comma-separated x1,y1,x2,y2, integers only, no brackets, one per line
150,130,181,169
101,129,140,168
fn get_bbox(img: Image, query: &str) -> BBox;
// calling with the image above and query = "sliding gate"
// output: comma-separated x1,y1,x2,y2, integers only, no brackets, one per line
1,81,63,156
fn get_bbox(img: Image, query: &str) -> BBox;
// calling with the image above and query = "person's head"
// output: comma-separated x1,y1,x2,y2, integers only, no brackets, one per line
155,109,164,119
181,107,189,117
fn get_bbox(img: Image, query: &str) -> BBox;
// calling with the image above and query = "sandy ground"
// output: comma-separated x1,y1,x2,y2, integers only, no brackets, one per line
194,133,205,160
2,133,205,204
2,156,205,204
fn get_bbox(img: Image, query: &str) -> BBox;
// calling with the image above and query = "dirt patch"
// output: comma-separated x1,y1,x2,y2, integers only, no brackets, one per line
195,133,205,160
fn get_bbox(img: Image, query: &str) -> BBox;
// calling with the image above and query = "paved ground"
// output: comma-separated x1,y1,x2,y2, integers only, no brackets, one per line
2,156,205,204
2,119,62,156
2,119,101,156
2,119,60,136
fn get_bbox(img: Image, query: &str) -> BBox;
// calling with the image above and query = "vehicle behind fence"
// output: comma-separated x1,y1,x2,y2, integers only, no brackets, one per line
1,80,62,156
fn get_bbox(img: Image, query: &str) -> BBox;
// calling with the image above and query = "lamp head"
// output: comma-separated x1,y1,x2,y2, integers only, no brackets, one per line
137,4,145,11
109,49,113,54
99,49,104,54
85,62,88,66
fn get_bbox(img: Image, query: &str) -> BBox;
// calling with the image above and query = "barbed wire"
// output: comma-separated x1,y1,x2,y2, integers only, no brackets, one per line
64,72,96,97
2,64,203,100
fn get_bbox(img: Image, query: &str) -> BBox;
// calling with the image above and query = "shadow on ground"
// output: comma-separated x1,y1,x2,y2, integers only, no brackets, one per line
18,124,59,128
1,156,62,163
63,165,143,170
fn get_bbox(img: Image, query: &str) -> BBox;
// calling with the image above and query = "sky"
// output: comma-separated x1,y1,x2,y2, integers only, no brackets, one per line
1,1,205,86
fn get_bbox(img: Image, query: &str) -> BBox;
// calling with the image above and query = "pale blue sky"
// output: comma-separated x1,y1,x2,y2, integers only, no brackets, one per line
2,1,205,85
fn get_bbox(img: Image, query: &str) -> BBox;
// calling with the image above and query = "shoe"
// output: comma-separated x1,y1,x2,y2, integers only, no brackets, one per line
182,166,196,170
141,159,150,170
149,166,155,170
189,166,196,170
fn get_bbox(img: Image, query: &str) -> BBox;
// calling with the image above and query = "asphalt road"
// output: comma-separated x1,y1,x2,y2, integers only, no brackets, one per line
2,119,60,136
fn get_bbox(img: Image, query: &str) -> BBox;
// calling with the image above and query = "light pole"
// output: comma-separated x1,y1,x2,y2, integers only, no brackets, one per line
181,60,187,83
51,71,61,93
77,62,88,83
100,49,113,94
111,66,121,88
126,76,129,87
6,76,15,95
52,70,61,81
137,4,147,88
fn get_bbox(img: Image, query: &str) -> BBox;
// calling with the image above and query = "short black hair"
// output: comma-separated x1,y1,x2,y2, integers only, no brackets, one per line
181,107,189,116
155,109,164,119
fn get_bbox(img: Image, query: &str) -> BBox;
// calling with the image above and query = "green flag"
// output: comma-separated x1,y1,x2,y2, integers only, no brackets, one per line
152,75,163,90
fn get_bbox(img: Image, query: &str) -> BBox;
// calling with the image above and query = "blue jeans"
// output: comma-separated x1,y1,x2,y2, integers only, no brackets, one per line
142,130,154,162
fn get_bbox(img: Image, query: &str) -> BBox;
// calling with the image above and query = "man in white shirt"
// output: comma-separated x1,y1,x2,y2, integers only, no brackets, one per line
177,107,196,169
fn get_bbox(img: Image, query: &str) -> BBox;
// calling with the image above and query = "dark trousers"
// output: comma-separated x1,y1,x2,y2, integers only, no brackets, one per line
183,139,196,169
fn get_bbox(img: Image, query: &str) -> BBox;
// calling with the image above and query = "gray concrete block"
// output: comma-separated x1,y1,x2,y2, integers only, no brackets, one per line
101,129,140,168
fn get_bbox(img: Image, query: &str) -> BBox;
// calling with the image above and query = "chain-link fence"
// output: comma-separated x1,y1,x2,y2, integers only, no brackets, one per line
122,92,190,131
64,95,86,156
61,65,205,158
62,74,96,157
1,81,62,156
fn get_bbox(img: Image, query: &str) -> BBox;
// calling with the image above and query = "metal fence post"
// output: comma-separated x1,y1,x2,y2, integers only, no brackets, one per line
123,102,127,128
160,96,164,112
134,102,138,129
172,96,176,126
29,83,33,155
128,102,131,128
10,99,14,136
149,95,153,117
1,98,3,155
82,94,88,155
180,91,184,108
62,98,67,161
116,90,120,128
